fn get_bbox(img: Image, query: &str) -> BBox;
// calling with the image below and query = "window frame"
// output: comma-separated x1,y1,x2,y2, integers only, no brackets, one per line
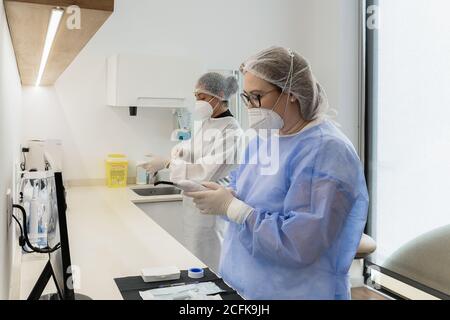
361,0,450,300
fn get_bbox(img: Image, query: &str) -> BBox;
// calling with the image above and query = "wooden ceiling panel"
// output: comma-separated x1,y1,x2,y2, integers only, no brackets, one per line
4,0,114,12
4,0,114,86
4,2,51,85
41,8,112,85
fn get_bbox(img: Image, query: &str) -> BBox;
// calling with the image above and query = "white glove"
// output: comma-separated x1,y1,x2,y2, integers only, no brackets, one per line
139,155,170,174
184,182,253,224
171,142,190,161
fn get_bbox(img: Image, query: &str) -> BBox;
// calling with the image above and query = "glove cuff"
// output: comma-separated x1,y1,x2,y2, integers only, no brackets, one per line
226,198,254,224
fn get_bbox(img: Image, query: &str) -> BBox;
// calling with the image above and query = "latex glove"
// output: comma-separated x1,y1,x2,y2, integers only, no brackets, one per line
184,182,253,224
171,142,190,161
139,155,170,174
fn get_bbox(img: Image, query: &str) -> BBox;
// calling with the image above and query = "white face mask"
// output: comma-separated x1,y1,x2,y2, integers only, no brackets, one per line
194,98,219,120
194,100,213,120
247,108,284,130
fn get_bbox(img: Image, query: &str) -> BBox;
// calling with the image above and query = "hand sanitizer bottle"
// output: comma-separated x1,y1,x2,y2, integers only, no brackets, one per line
136,161,148,185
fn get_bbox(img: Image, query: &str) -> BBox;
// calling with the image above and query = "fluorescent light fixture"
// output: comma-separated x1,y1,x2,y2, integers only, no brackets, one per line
35,7,64,86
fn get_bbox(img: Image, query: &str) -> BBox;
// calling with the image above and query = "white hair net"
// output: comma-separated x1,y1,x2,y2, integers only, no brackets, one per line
195,72,239,101
240,46,330,121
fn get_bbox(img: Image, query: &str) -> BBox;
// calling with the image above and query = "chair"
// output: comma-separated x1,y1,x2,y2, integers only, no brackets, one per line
356,233,377,259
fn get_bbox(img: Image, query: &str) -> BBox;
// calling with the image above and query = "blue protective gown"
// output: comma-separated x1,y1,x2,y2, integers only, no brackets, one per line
219,120,369,300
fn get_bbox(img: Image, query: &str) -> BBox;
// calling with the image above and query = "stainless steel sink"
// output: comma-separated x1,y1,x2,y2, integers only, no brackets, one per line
131,186,181,197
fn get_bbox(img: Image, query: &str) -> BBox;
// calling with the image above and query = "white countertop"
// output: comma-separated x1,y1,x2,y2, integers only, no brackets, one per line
20,186,204,300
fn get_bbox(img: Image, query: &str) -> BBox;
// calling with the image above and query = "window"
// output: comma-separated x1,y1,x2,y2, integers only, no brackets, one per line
365,0,450,299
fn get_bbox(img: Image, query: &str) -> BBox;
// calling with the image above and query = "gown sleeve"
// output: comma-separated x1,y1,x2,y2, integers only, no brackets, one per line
236,139,369,268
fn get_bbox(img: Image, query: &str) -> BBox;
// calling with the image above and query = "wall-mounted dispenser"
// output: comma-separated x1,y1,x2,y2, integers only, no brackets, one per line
171,109,191,141
106,54,204,116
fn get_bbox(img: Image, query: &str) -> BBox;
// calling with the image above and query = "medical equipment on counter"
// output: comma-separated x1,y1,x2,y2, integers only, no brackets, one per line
14,172,90,299
188,268,204,279
28,183,41,247
114,267,242,300
141,266,181,283
105,154,128,188
136,161,148,185
17,171,57,250
21,140,63,172
139,281,224,300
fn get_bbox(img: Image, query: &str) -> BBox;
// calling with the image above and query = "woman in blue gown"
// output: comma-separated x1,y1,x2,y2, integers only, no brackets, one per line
185,47,369,300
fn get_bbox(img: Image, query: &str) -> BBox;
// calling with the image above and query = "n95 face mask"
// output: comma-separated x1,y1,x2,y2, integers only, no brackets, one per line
247,108,284,130
194,100,214,120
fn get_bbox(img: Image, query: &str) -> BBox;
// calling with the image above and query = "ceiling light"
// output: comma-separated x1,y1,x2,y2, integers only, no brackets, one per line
35,7,64,86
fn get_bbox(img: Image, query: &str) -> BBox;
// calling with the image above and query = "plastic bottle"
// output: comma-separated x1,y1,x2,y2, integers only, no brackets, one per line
136,161,148,185
28,181,41,248
22,180,33,230
37,180,50,248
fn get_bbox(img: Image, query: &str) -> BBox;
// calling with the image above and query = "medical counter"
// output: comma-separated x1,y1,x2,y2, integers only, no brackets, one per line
19,186,206,300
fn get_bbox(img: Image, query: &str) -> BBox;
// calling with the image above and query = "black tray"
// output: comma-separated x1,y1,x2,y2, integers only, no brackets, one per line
114,268,243,300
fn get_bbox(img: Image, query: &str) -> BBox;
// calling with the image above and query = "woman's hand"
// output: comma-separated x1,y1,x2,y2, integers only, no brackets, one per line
171,142,190,160
185,182,234,216
185,182,253,224
139,155,170,174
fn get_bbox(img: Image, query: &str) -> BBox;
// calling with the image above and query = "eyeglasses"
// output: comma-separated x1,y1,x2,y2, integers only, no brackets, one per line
240,89,279,108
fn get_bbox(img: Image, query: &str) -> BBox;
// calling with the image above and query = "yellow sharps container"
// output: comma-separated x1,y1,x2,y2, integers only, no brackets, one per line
105,154,128,188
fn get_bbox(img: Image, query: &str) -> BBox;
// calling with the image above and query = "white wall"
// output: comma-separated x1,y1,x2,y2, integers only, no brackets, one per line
21,0,361,181
291,0,361,149
0,0,22,299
